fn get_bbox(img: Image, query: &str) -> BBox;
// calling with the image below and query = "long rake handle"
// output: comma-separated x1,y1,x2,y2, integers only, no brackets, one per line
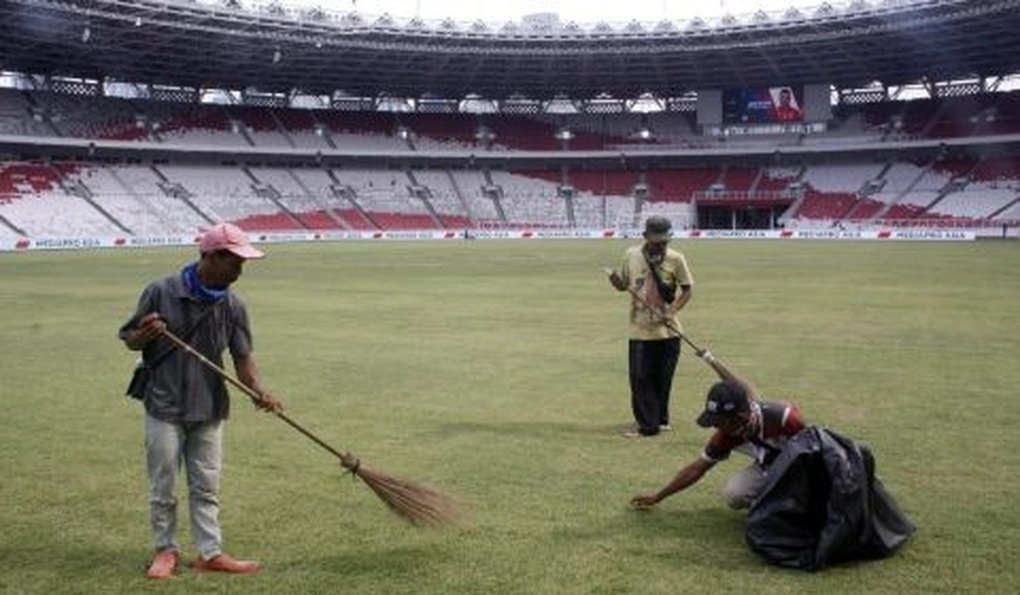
623,285,704,353
160,329,347,461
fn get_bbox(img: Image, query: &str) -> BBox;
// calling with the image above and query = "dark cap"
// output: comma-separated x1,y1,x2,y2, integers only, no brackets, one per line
696,381,751,428
643,216,672,242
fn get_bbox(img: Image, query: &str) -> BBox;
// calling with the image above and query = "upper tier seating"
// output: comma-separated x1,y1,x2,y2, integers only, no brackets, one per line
802,163,884,193
1,90,1018,154
566,170,639,197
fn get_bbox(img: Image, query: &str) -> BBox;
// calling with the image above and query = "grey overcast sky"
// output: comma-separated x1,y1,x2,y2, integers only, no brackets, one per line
224,0,845,24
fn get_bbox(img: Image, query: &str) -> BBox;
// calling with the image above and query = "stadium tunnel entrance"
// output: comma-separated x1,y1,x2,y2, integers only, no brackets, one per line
696,202,791,230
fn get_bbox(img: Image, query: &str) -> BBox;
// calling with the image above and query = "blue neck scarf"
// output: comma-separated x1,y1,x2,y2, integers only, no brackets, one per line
182,262,228,302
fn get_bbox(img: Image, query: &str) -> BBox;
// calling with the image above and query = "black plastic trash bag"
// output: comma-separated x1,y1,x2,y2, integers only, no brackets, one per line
745,426,915,571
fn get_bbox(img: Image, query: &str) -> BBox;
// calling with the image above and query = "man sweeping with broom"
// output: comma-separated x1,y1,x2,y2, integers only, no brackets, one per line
121,225,464,580
119,223,283,579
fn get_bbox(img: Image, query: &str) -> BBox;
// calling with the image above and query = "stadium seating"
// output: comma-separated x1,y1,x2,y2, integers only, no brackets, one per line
484,116,561,151
933,186,1018,219
246,166,340,228
993,201,1020,221
158,165,268,222
880,162,928,194
640,200,695,230
488,170,567,226
758,167,799,192
2,87,1020,235
911,167,954,191
564,169,638,197
2,90,1019,150
721,167,758,192
271,109,332,150
802,163,884,194
402,113,483,150
930,158,976,179
71,167,175,235
603,195,638,228
971,157,1020,183
0,161,126,236
231,212,303,231
15,92,145,140
646,168,719,202
407,169,472,220
158,106,242,147
985,93,1020,135
0,90,58,137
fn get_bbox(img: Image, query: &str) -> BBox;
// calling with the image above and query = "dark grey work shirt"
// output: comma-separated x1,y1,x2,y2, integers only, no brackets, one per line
119,272,254,423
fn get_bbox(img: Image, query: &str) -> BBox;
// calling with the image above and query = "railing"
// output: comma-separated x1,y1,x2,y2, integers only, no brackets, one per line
692,190,800,201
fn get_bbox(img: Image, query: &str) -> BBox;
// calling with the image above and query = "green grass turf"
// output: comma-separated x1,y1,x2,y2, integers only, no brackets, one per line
1,239,1018,594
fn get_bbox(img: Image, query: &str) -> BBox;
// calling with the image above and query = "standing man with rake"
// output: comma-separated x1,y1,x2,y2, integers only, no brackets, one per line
607,216,694,438
119,223,283,579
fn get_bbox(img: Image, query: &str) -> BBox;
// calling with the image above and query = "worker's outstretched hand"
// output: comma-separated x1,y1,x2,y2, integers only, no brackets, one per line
630,493,660,509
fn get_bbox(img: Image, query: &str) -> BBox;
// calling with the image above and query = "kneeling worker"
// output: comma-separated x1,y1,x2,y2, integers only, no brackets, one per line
630,350,804,510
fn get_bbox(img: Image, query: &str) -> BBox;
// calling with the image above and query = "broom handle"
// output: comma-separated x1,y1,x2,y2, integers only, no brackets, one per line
621,284,704,353
160,329,347,461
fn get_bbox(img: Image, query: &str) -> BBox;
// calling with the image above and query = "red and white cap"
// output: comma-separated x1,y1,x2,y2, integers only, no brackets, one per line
198,223,264,260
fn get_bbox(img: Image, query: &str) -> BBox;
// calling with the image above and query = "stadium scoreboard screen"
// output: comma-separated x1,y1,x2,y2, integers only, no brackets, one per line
723,87,805,124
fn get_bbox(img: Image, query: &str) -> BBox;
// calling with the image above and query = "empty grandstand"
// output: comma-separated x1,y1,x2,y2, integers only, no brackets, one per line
1,0,1020,243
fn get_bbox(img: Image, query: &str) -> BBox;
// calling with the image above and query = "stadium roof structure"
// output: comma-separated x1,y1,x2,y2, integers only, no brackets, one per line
1,0,1020,101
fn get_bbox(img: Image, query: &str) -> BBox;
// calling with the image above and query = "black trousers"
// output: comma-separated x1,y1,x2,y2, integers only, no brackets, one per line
628,338,681,435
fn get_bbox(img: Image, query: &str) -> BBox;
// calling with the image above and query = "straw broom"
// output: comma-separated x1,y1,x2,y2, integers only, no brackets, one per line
160,329,464,528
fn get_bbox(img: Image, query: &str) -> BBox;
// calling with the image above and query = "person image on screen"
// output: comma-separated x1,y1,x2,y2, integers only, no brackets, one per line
773,88,802,122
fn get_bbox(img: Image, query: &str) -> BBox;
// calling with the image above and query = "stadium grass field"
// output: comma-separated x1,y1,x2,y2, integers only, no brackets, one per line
1,238,1018,594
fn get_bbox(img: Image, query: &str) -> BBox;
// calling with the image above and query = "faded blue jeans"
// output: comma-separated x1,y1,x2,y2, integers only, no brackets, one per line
145,413,223,559
721,464,769,510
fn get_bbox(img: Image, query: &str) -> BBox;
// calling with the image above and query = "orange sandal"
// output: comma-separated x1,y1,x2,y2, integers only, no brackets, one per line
191,553,261,574
145,549,179,579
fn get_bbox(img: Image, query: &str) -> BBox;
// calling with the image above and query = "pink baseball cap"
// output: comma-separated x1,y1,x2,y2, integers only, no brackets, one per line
198,223,264,259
